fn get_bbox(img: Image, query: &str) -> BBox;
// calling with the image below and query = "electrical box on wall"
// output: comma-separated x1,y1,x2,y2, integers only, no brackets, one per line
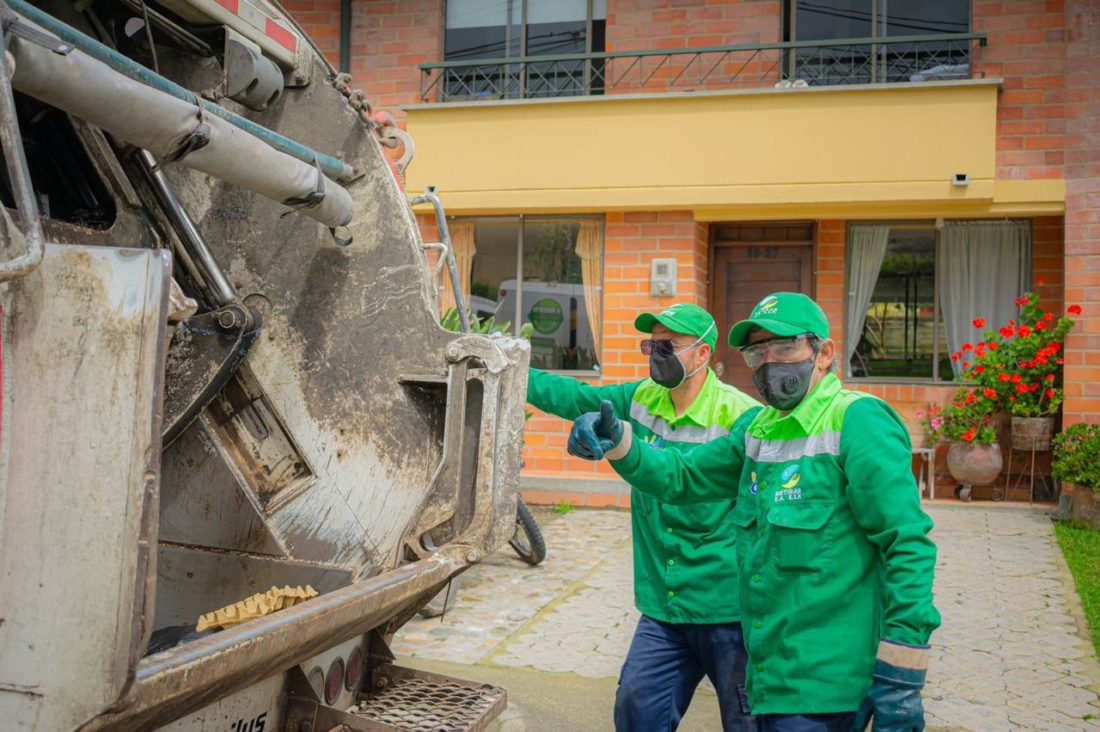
650,258,677,296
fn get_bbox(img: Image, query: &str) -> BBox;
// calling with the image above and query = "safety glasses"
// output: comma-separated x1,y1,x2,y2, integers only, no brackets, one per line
739,334,815,370
640,339,676,357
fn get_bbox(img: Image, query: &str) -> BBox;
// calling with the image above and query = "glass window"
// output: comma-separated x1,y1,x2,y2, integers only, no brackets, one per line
846,221,1031,382
848,228,949,380
443,0,607,99
467,216,602,372
784,0,971,85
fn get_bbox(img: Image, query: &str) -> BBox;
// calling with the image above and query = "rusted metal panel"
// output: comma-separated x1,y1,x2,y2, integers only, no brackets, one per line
0,244,169,731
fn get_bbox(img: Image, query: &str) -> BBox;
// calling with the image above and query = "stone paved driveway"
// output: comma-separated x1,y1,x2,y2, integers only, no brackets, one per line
393,504,1100,730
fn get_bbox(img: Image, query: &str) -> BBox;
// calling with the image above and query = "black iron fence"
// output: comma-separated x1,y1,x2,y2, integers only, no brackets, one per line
420,33,987,103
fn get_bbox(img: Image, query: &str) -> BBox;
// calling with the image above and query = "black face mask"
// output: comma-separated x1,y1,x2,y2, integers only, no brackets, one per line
650,349,689,389
753,358,816,411
648,329,711,389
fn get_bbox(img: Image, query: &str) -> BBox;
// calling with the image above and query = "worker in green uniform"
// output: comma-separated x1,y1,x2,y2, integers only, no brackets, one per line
528,302,760,732
566,292,940,732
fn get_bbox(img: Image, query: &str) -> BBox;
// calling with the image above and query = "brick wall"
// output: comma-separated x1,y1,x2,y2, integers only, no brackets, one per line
973,0,1067,180
1061,0,1100,425
604,0,782,91
287,0,342,67
345,0,440,121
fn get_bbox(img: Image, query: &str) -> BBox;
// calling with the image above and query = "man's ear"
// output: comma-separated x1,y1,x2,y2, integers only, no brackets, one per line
817,339,836,372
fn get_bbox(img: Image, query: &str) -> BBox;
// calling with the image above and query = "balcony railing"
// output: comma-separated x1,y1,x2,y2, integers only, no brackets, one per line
419,33,987,103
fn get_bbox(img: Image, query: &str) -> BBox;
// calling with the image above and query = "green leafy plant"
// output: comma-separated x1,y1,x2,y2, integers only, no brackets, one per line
440,306,534,339
554,501,574,515
1053,423,1100,491
956,289,1080,418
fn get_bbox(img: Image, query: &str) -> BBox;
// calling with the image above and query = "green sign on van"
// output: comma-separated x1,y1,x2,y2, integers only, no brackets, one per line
528,298,563,335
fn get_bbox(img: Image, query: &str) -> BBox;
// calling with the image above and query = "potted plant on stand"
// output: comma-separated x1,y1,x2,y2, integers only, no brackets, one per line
960,289,1080,451
921,388,1001,501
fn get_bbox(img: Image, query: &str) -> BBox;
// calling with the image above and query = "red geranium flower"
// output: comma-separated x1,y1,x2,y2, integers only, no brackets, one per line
988,341,999,351
1068,304,1083,316
1043,312,1054,321
961,427,977,443
999,326,1014,338
984,388,997,399
1015,296,1029,307
1017,325,1032,338
973,318,986,329
1012,375,1022,383
1046,374,1056,382
998,373,1012,382
951,353,961,362
1046,388,1056,398
974,365,986,374
1057,358,1065,365
962,361,970,369
1016,383,1029,394
962,342,974,352
1035,321,1047,332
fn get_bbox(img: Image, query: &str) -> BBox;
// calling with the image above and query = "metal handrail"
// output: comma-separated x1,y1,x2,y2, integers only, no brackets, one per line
422,33,988,70
420,32,987,102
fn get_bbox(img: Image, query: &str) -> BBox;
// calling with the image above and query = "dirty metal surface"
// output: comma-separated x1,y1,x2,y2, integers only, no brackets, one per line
158,48,526,577
81,545,472,731
353,665,506,732
0,244,169,732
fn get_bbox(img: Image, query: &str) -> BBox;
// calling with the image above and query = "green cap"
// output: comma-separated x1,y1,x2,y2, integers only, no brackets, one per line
634,303,718,349
727,292,830,348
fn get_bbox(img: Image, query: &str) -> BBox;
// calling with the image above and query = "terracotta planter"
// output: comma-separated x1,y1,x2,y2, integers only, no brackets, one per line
1011,416,1055,451
947,441,1004,486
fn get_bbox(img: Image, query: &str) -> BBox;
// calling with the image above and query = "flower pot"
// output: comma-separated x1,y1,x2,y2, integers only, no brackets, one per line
947,441,1003,485
1011,416,1054,451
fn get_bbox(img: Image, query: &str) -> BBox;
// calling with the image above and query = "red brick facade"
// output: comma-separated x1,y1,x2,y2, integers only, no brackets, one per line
1063,0,1100,425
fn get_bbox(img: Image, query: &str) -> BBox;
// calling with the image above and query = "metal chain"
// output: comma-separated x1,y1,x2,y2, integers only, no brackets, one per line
331,71,412,179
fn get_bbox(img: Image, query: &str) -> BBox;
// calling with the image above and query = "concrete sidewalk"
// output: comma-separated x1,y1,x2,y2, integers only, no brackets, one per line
392,503,1100,731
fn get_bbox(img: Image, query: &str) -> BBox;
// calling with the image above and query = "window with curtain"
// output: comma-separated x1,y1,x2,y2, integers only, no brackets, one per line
846,220,1031,381
783,0,971,85
443,0,607,99
463,215,602,372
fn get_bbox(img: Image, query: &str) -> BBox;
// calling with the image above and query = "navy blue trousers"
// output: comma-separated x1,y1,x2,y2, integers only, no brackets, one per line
614,616,754,732
755,713,857,732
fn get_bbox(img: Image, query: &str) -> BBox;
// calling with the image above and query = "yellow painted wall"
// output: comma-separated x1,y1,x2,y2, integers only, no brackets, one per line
404,80,1062,218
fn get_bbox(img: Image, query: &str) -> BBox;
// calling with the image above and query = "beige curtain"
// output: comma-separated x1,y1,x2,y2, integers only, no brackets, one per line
440,220,476,316
575,219,603,356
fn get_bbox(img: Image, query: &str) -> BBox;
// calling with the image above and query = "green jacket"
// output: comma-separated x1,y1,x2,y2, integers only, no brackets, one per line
610,373,940,714
527,367,760,623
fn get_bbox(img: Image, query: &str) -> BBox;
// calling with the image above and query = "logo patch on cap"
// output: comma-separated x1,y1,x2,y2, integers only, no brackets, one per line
756,296,780,316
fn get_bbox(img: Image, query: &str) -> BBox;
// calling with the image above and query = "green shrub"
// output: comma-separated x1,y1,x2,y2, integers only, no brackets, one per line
1053,423,1100,490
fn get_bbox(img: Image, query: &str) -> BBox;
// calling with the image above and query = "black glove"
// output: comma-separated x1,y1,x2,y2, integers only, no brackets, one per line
853,641,928,732
567,400,625,461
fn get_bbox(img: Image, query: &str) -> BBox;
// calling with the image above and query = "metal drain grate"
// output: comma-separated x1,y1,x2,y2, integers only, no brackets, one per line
351,670,506,732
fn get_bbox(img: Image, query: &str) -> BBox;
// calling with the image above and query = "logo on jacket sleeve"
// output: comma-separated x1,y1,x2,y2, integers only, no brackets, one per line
750,471,759,494
641,433,666,450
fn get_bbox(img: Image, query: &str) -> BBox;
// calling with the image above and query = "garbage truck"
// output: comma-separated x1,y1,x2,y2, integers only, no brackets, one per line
0,0,529,729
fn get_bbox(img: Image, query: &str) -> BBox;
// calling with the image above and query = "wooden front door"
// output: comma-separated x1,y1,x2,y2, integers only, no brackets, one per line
710,224,815,396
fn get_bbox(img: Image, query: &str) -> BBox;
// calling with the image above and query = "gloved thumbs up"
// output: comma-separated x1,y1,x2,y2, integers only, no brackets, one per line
568,400,626,461
595,400,625,446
